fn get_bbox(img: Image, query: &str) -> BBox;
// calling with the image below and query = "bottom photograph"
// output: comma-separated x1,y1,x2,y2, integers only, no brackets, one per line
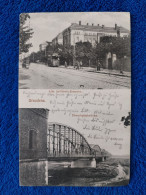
19,108,130,186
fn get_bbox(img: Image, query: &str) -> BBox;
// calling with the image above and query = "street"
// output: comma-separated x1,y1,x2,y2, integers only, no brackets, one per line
19,63,131,89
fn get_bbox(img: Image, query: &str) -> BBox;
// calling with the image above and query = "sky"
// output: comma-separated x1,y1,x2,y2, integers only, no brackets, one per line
27,12,130,53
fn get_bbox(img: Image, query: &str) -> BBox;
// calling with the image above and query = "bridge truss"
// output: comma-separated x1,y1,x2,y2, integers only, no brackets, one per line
47,123,97,157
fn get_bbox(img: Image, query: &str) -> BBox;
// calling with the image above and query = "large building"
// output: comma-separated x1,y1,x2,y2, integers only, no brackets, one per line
52,32,63,47
19,108,49,160
39,41,48,51
63,21,130,46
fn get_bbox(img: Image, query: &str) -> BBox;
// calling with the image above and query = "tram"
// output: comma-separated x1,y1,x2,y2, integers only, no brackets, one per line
48,53,59,67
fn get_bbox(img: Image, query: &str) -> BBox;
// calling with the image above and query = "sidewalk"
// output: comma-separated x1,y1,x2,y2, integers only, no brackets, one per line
59,65,131,77
92,68,131,77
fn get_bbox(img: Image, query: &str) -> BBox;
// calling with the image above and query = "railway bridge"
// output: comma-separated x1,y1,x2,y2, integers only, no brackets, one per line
47,123,109,163
19,109,110,185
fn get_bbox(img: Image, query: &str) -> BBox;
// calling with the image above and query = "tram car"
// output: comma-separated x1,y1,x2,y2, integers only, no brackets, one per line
48,53,59,67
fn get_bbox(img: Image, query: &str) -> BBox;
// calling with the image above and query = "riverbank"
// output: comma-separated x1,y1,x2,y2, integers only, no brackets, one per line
48,157,130,186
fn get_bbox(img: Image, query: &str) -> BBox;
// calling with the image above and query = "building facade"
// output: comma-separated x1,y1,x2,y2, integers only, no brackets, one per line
52,32,63,47
39,41,48,51
19,108,49,160
63,21,130,47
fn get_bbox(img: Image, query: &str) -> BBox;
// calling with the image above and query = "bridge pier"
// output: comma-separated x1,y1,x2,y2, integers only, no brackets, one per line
95,156,107,165
71,158,96,168
20,159,49,186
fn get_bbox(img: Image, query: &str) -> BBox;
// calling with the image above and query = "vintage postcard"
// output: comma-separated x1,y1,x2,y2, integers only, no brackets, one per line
19,12,131,186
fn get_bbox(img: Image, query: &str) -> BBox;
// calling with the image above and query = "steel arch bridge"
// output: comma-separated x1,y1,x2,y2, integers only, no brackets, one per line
47,123,102,158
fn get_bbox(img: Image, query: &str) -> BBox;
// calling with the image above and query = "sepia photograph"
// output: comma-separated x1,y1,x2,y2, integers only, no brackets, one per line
19,12,131,89
19,89,131,186
1,0,145,192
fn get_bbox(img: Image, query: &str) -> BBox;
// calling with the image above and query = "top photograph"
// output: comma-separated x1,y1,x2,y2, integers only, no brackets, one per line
19,12,131,89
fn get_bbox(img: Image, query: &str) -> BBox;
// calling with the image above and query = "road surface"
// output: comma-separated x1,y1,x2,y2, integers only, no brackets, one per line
19,63,131,89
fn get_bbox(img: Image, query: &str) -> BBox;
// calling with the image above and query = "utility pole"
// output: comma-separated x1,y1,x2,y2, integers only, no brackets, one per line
33,52,35,62
45,47,46,57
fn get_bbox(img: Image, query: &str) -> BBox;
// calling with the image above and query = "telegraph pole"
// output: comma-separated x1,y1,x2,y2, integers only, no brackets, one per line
45,47,46,57
33,52,35,62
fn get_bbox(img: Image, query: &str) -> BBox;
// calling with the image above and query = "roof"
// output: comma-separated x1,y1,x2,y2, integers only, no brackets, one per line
41,41,48,45
57,32,63,38
64,23,130,34
52,32,63,41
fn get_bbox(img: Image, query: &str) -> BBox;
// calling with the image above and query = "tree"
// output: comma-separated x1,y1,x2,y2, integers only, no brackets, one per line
75,42,96,66
54,44,73,65
121,112,131,127
93,36,131,69
99,36,131,59
19,14,33,54
112,36,131,59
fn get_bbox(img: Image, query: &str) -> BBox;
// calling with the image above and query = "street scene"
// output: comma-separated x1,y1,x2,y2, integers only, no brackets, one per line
19,63,131,89
19,12,131,89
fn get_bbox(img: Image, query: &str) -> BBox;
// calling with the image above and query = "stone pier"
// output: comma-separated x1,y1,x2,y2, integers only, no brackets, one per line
19,160,48,186
71,158,96,168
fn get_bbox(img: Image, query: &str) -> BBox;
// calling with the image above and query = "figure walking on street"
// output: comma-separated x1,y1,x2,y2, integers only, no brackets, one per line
65,61,67,68
80,60,82,69
97,59,101,71
76,61,80,70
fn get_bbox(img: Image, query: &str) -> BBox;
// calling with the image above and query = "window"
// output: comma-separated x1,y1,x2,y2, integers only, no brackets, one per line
93,38,96,43
76,37,79,42
29,129,37,149
76,31,80,35
29,130,33,149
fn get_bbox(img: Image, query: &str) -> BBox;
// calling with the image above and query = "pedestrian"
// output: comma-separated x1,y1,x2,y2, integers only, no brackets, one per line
65,61,67,68
76,61,79,70
97,59,99,71
98,61,101,71
78,61,81,69
76,61,78,69
120,63,123,74
80,60,82,69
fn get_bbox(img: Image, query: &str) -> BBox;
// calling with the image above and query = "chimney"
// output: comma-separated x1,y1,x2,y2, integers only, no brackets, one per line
79,21,81,25
115,23,117,30
102,25,104,28
87,23,88,25
92,23,94,26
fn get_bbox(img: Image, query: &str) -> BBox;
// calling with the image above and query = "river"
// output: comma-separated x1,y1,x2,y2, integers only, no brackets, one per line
47,157,130,186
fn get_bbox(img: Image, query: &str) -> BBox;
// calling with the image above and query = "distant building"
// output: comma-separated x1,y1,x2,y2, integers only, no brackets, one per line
47,41,52,47
39,41,48,51
63,21,130,46
52,32,63,47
